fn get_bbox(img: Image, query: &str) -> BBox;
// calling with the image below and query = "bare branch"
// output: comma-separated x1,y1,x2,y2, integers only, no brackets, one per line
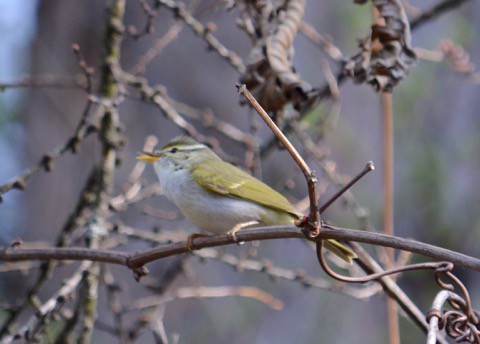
237,84,321,233
1,262,92,343
299,21,345,62
410,0,473,30
196,248,381,298
155,0,245,73
0,74,86,90
0,97,98,199
130,286,284,311
2,226,480,273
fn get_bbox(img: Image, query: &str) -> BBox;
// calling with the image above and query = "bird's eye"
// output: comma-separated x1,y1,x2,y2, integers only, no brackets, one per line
170,148,178,154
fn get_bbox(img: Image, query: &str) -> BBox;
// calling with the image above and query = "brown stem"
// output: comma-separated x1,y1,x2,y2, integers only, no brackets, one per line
316,241,451,283
410,0,472,30
2,225,480,274
236,84,321,233
382,89,398,344
319,161,374,214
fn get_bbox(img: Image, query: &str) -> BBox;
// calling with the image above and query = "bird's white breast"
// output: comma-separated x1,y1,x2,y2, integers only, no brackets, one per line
154,160,265,234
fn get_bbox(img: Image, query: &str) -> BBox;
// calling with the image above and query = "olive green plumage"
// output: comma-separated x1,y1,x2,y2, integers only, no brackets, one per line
138,136,356,263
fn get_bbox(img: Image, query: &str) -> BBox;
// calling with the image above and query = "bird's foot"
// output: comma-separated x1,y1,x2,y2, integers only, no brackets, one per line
226,221,259,244
185,233,210,252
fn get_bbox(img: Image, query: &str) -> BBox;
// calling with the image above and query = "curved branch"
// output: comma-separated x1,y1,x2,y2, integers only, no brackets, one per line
1,225,480,273
320,224,480,272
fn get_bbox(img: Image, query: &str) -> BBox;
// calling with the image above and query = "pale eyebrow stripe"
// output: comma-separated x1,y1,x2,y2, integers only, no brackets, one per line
182,144,206,151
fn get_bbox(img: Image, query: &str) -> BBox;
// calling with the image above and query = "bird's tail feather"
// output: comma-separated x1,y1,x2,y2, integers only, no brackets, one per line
324,239,357,264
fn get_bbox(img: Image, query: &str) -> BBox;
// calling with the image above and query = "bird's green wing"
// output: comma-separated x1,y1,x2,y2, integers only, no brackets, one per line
192,160,358,264
191,160,298,216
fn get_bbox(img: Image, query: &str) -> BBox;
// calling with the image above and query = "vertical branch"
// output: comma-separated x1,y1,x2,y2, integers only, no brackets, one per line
370,4,398,341
382,93,398,343
97,0,125,205
78,264,101,343
382,94,394,250
80,1,126,343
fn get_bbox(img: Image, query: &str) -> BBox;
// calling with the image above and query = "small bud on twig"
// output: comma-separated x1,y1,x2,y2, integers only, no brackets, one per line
41,154,54,172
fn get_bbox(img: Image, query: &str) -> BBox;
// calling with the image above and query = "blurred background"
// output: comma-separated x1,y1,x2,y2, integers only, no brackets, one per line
0,0,479,342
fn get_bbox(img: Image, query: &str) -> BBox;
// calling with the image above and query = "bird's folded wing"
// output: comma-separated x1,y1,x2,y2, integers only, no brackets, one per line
191,161,298,216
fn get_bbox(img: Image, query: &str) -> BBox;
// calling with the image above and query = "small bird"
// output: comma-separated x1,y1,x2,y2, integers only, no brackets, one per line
137,136,356,263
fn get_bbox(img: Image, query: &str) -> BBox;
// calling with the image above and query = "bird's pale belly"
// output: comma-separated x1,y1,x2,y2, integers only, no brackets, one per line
157,164,295,234
176,193,266,233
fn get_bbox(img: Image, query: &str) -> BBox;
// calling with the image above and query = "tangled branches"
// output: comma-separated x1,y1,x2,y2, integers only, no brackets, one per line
0,0,478,343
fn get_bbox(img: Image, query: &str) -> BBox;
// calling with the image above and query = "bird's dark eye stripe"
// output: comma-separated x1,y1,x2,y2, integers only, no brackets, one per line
170,148,179,153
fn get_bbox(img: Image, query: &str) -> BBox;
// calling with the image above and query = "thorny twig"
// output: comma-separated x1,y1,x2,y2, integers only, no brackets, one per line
289,129,370,226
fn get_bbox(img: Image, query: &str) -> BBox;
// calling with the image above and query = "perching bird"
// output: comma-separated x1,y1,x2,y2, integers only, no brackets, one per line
137,136,356,263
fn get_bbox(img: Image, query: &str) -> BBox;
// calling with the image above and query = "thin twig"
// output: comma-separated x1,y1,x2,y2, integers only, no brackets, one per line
317,240,451,284
319,162,374,214
196,248,381,298
129,286,284,311
299,22,345,62
237,84,321,233
1,262,93,343
131,22,183,75
410,0,472,30
126,0,157,40
0,74,86,90
155,0,245,73
0,68,97,200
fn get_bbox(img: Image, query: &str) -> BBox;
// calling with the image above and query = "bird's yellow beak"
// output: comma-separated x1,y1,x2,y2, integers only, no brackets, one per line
136,152,161,163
